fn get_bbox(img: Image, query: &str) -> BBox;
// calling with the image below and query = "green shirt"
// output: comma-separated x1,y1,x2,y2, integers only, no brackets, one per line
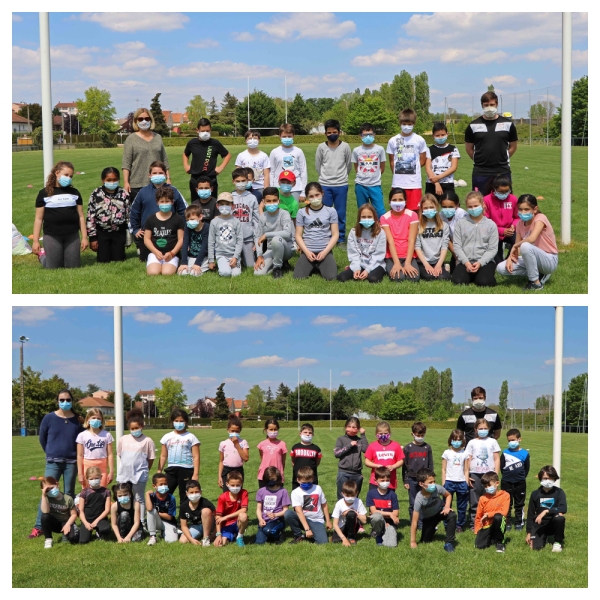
279,194,299,218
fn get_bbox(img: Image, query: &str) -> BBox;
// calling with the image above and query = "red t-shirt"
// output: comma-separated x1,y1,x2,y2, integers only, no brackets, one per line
380,209,418,259
216,489,249,526
365,440,405,488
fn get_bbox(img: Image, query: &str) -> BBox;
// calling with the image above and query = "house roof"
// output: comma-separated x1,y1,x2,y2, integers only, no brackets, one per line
55,102,77,108
12,112,32,124
137,390,155,396
79,396,115,408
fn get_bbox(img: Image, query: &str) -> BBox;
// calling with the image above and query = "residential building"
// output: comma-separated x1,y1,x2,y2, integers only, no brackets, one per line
137,390,156,403
78,396,115,417
12,112,32,134
54,102,78,116
92,390,113,400
12,102,26,113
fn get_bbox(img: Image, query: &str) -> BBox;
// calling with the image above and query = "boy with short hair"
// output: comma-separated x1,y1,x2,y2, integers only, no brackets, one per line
215,470,249,547
191,176,218,224
316,119,352,243
278,171,301,225
284,466,331,544
352,122,387,218
231,167,260,268
425,122,460,201
235,130,271,202
290,423,322,490
269,124,307,203
366,467,399,547
208,192,243,277
500,428,530,530
386,108,427,211
178,204,209,276
179,479,215,546
410,468,456,552
332,480,368,546
243,168,262,203
474,471,510,552
40,476,79,548
145,472,178,545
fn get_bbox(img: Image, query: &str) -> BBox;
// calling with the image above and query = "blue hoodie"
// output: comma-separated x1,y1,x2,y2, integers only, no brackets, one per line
129,183,187,235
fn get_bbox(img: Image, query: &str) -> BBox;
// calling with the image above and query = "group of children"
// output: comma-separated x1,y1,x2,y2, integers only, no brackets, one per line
30,110,558,290
38,408,567,553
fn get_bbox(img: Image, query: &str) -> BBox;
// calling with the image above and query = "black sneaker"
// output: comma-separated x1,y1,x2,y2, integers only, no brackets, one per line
515,524,524,531
282,260,292,272
523,281,544,291
274,534,284,545
496,543,506,553
272,267,283,279
290,535,304,544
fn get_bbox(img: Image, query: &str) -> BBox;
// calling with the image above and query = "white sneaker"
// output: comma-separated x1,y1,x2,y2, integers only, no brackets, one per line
44,539,53,549
552,542,562,552
202,537,211,547
147,535,157,546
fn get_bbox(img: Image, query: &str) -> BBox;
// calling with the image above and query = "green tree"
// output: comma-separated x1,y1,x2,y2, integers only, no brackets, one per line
364,390,385,419
390,70,414,114
321,101,350,131
287,93,315,135
549,75,588,139
154,377,187,417
565,372,587,427
246,384,265,415
220,92,239,128
76,87,117,134
105,391,133,423
18,103,42,129
265,386,274,403
378,82,395,113
381,388,420,420
331,383,353,419
213,383,230,420
419,366,441,417
344,95,397,135
535,394,552,410
307,97,335,119
236,90,278,135
498,380,509,424
273,383,292,419
85,383,100,396
487,84,495,92
440,368,453,413
208,96,219,117
292,381,326,420
186,95,208,128
414,71,432,133
149,93,170,137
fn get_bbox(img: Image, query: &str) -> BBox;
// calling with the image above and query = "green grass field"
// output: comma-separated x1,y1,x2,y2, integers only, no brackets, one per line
12,144,587,294
12,427,587,588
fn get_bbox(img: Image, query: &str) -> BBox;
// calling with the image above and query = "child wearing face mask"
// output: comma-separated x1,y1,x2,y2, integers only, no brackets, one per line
500,428,530,531
157,409,200,504
117,408,155,525
40,476,79,549
526,465,567,552
32,160,88,268
215,471,249,547
334,417,368,500
179,480,215,546
451,190,498,288
231,167,260,268
425,123,460,201
364,421,405,492
235,131,270,201
218,415,250,492
277,171,301,227
366,467,400,546
145,472,178,545
76,408,114,489
337,203,387,284
439,190,467,273
255,467,291,544
178,205,210,276
191,176,218,223
414,194,451,281
441,429,470,533
466,419,501,531
243,167,263,204
111,481,144,543
474,472,510,552
483,173,519,264
269,123,307,203
78,465,112,544
290,423,322,490
257,419,288,488
332,480,368,546
208,192,244,277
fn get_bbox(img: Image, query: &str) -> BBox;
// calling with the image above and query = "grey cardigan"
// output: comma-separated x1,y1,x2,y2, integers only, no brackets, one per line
122,132,169,189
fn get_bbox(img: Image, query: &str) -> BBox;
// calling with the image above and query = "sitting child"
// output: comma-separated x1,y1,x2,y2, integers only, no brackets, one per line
145,472,178,545
110,481,143,543
40,476,79,549
366,467,399,547
178,204,209,276
474,471,510,552
331,480,368,546
179,479,215,546
78,466,112,544
255,467,291,544
215,470,249,547
208,192,243,277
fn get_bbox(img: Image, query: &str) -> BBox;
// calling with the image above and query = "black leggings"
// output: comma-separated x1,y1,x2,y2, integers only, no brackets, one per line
96,225,127,263
79,518,111,543
337,265,386,283
293,252,338,281
417,260,451,281
530,514,566,549
40,513,78,543
451,261,497,287
165,466,194,505
475,513,506,548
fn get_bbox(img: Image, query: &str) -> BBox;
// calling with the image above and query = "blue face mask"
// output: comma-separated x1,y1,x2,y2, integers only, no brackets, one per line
58,400,72,411
58,175,72,187
47,487,60,498
89,419,102,429
299,482,313,491
131,429,143,438
423,209,437,219
281,137,294,147
495,191,510,200
118,496,131,504
265,204,279,213
425,483,437,493
477,429,489,438
519,212,534,222
360,219,375,228
361,135,375,145
198,189,211,199
508,440,519,449
173,421,186,431
159,203,172,213
267,480,279,488
245,182,253,190
451,440,463,449
468,206,484,217
187,220,200,229
434,137,448,145
157,485,169,494
280,184,293,194
485,486,497,495
104,181,119,191
151,175,166,185
441,208,456,218
228,432,240,439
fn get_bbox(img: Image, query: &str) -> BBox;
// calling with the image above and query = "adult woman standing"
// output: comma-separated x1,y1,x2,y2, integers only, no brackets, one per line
29,389,84,538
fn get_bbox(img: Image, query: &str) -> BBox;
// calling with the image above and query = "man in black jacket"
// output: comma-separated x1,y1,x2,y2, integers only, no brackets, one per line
457,386,502,442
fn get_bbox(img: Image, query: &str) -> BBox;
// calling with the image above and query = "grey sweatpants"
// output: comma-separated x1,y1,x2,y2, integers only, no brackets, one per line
131,480,147,521
216,256,242,277
146,508,179,542
293,252,337,280
241,240,255,268
370,513,398,546
43,231,81,269
178,257,210,276
255,237,293,275
496,242,558,282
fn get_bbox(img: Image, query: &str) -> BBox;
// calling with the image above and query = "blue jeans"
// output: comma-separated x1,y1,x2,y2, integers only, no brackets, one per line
322,185,349,242
255,518,285,544
336,470,363,500
34,461,77,530
355,184,385,218
283,509,328,544
443,480,469,528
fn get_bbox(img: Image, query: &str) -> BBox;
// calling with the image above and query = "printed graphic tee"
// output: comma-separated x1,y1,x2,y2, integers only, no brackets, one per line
160,431,201,468
143,212,185,253
290,443,322,482
365,441,405,488
332,497,367,529
441,448,468,482
464,116,518,176
386,133,427,189
426,144,461,183
184,138,229,178
35,186,83,236
352,144,387,186
235,150,271,189
75,429,114,460
296,206,338,252
466,437,501,474
291,484,327,523
256,486,292,521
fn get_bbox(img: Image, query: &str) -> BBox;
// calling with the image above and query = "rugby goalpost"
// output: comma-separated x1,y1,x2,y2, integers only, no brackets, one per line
297,369,333,431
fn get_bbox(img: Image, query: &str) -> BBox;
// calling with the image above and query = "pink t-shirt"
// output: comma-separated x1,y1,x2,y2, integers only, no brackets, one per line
75,429,114,460
380,209,418,259
257,439,288,480
365,440,405,488
517,213,558,254
219,438,249,468
483,192,519,239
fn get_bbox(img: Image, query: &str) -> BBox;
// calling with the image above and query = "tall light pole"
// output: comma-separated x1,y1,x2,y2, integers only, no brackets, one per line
561,13,572,244
39,12,53,183
19,336,29,436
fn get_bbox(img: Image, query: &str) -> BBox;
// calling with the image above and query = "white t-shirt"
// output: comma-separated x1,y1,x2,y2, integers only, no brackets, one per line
466,437,501,474
268,146,307,194
160,431,200,468
235,150,270,189
75,429,114,460
352,144,387,186
442,448,468,482
291,484,327,523
386,132,427,189
425,144,461,183
332,497,367,529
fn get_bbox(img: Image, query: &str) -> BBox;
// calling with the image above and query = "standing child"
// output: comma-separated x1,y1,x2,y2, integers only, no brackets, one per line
526,465,567,552
366,467,400,547
333,417,368,500
410,468,457,553
231,167,260,268
277,171,301,226
257,418,288,488
285,466,331,544
364,421,405,492
157,408,200,504
218,415,250,492
78,466,112,544
32,161,88,268
402,421,434,527
116,408,155,525
386,108,427,211
414,194,451,281
337,203,387,284
451,190,498,287
425,123,460,201
500,428,530,530
255,467,291,544
179,480,215,547
191,176,219,223
352,122,387,218
496,194,558,291
214,471,249,547
40,476,79,549
86,167,130,263
441,429,470,533
235,130,270,201
380,188,420,282
178,205,210,276
332,480,368,546
474,471,510,552
208,192,244,277
76,409,114,489
269,124,307,203
145,472,178,545
466,418,501,530
143,186,185,276
440,190,467,273
483,173,519,264
290,423,322,490
111,482,143,543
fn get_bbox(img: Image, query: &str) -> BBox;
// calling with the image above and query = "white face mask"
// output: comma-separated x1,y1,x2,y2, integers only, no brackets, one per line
413,436,424,443
390,200,406,212
310,196,322,208
401,125,414,134
472,400,486,410
88,479,101,488
228,485,241,494
187,493,201,502
301,434,313,443
540,479,555,489
246,139,259,149
343,496,355,504
234,182,247,191
199,131,211,141
483,106,498,118
218,205,232,215
267,431,279,438
138,120,151,131
378,481,391,490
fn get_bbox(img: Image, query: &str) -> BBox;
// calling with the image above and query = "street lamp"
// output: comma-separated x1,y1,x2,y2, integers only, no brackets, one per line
19,336,29,436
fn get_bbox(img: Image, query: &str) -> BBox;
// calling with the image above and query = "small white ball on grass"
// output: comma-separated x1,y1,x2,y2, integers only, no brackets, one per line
525,167,529,170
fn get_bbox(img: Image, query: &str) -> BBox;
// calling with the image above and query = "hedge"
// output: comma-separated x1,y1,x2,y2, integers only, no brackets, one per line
74,142,117,149
210,419,457,429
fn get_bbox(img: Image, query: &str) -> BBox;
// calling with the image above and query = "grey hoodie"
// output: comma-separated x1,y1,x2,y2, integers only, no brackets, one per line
453,215,498,266
347,227,387,272
415,221,450,263
256,209,294,257
334,433,369,473
208,216,243,262
231,190,260,243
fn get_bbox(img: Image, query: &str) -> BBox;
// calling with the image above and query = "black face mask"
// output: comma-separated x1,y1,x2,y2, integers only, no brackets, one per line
327,134,339,143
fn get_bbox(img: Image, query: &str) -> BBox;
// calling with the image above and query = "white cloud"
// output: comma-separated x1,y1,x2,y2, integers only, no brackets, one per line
80,12,189,32
414,357,444,362
256,13,356,41
340,371,352,376
512,47,588,68
352,46,508,67
527,78,537,85
114,41,146,51
484,75,519,88
13,45,101,69
465,335,481,343
238,355,318,368
188,310,290,333
312,315,348,325
188,39,220,48
132,311,172,325
223,378,242,384
189,376,217,384
338,37,361,50
334,325,477,346
231,32,255,42
544,357,587,366
13,307,56,324
364,343,418,357
167,60,286,80
334,324,399,341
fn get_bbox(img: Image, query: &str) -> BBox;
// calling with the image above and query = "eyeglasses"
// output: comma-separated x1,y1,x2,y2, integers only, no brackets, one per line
137,117,151,123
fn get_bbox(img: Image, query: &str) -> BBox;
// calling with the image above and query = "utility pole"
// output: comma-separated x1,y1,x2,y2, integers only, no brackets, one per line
19,336,29,436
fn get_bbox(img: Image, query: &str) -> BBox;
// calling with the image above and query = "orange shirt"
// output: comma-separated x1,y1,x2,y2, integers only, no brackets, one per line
474,490,510,533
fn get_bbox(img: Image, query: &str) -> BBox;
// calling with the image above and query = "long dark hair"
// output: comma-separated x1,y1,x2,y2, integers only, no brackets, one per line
112,481,133,501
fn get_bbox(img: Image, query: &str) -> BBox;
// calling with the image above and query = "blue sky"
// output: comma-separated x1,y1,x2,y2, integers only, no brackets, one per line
12,306,587,409
12,12,588,118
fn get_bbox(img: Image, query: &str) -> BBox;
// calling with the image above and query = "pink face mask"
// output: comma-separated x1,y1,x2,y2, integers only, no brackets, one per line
377,433,391,443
